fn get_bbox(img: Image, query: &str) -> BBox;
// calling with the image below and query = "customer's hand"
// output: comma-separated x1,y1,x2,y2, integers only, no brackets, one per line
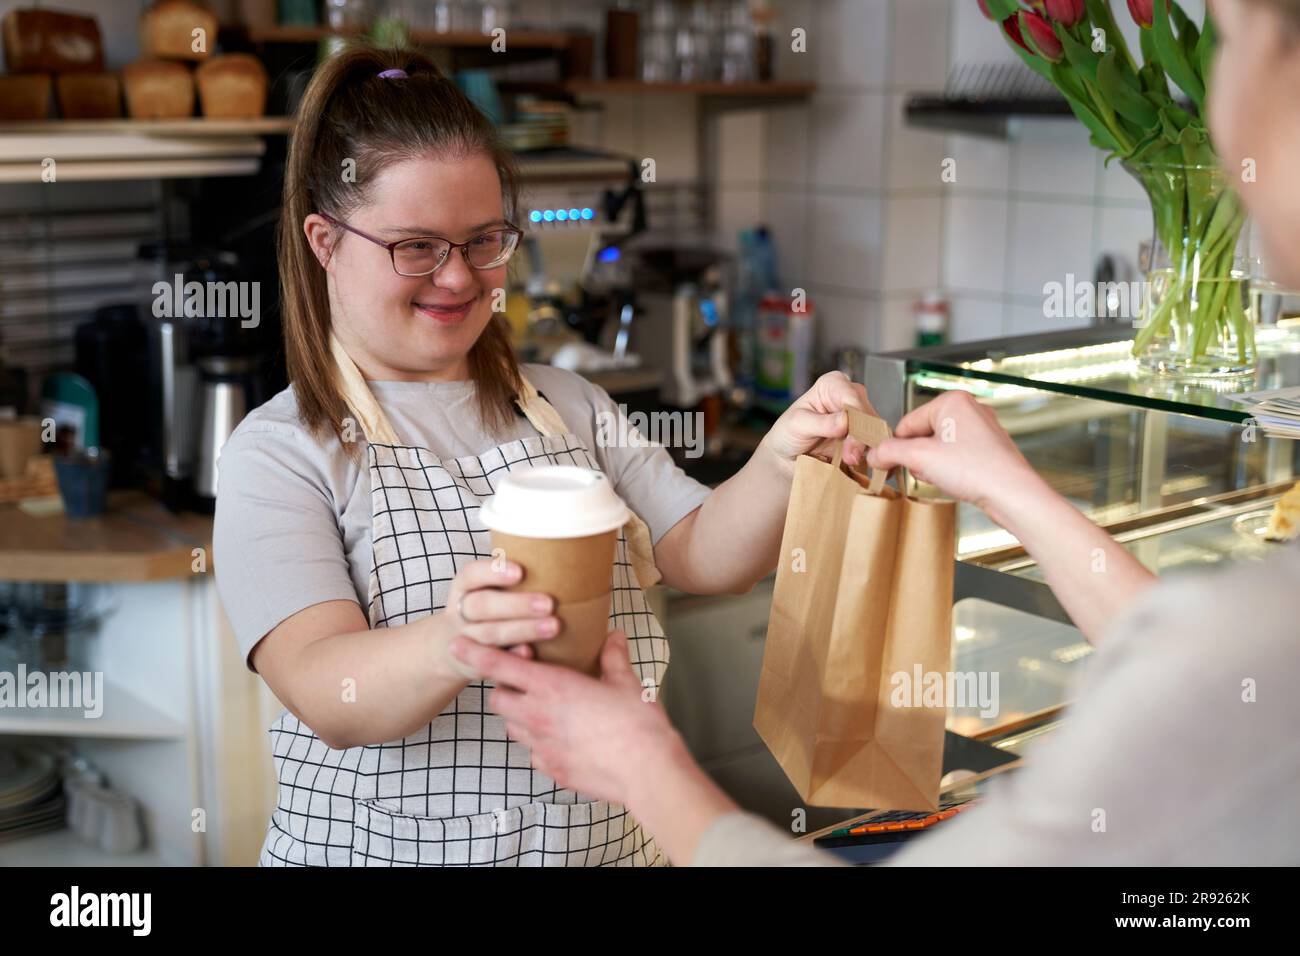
865,389,1048,525
760,371,879,479
448,629,680,807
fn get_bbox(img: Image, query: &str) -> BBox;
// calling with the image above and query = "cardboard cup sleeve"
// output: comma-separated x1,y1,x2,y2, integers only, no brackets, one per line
490,528,617,675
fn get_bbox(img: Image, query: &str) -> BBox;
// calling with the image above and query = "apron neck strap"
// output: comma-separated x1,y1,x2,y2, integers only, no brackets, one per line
330,333,401,445
513,373,570,438
328,332,568,444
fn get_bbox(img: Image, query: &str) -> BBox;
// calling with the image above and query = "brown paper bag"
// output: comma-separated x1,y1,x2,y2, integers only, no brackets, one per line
754,408,955,810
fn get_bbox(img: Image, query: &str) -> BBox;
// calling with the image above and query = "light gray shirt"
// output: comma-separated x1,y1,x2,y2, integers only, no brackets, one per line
694,543,1300,866
213,364,712,668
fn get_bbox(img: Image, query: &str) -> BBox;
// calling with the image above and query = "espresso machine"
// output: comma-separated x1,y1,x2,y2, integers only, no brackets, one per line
513,154,646,363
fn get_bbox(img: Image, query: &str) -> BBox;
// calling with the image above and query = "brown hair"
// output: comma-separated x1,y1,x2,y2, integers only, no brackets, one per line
278,43,523,447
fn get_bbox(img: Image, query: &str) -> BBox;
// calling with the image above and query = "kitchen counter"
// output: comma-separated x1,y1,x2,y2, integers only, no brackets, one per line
0,492,212,583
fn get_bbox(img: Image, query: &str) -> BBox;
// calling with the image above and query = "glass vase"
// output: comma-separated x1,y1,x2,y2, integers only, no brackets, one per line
1127,161,1256,376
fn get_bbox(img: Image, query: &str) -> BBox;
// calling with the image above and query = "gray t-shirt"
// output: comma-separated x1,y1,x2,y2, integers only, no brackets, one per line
213,364,712,668
694,543,1300,866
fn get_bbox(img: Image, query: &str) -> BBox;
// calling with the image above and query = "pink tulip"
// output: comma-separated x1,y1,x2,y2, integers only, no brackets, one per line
1045,0,1086,26
1021,11,1065,62
1127,0,1154,28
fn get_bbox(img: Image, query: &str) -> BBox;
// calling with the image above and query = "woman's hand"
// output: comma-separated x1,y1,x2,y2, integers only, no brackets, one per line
865,389,1049,526
759,371,879,480
448,629,680,806
432,558,561,678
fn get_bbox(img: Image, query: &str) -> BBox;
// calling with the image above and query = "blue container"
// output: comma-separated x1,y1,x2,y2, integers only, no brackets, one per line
54,451,111,518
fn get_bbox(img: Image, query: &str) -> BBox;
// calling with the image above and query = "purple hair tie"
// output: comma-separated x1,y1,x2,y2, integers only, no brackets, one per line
378,68,408,79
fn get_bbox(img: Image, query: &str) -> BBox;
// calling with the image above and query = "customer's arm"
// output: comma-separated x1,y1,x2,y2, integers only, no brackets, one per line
450,631,846,866
867,390,1156,646
889,551,1300,865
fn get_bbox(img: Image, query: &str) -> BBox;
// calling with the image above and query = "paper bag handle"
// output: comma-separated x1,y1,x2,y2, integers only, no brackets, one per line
831,407,891,496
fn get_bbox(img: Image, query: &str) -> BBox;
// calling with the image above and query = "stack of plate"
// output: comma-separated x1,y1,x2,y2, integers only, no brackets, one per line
0,746,64,843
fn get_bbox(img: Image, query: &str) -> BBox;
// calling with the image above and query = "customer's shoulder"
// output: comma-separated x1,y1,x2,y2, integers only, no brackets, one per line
1107,545,1300,675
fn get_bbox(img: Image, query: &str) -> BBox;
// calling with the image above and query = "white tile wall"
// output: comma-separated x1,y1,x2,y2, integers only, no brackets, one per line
716,111,766,188
816,0,891,91
947,294,1006,342
639,94,699,183
810,91,888,192
1013,124,1103,200
882,196,943,293
887,94,948,192
708,0,1173,356
943,196,1009,295
946,134,1012,193
1007,199,1095,299
890,0,951,91
811,290,880,355
763,105,811,188
769,0,816,82
809,192,883,294
761,187,810,282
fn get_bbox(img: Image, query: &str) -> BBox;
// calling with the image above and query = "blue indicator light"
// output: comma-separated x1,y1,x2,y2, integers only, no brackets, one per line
529,210,542,223
542,210,555,222
581,207,595,220
556,209,568,221
597,246,620,263
568,208,581,220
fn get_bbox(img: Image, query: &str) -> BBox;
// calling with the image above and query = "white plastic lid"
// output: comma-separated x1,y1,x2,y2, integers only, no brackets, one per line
478,465,630,538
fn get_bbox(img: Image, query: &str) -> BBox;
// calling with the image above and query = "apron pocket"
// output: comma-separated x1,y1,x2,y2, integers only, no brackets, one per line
351,797,662,867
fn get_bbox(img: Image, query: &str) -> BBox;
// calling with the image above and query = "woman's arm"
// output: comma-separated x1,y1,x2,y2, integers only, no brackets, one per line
653,372,877,595
252,559,560,749
867,389,1157,645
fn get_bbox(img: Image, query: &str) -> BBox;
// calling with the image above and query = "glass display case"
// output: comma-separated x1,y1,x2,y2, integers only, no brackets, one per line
866,325,1300,736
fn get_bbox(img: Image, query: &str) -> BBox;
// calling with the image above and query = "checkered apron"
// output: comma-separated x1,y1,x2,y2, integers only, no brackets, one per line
259,355,670,866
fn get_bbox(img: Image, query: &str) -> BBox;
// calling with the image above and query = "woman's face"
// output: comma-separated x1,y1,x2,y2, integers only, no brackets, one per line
307,152,510,381
1208,0,1300,285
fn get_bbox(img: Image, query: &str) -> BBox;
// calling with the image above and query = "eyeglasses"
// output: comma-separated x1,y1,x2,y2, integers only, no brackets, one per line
320,213,522,277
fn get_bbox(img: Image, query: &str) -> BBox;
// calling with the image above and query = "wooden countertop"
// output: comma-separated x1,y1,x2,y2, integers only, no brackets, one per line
0,492,213,583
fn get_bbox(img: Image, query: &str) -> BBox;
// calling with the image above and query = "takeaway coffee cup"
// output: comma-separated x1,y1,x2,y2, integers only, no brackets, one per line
478,466,630,675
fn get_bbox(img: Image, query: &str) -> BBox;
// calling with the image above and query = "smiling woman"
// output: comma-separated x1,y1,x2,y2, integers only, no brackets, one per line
279,46,525,437
213,41,875,869
213,44,721,868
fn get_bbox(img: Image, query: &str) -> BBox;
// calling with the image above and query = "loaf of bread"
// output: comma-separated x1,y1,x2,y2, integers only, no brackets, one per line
195,54,267,119
55,73,122,120
122,60,194,120
140,0,218,62
2,8,104,74
0,74,52,120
